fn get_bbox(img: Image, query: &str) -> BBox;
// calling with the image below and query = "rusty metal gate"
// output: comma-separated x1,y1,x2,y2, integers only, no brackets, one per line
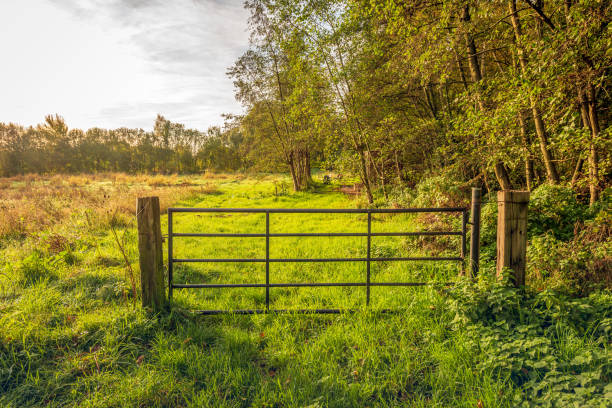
167,198,481,314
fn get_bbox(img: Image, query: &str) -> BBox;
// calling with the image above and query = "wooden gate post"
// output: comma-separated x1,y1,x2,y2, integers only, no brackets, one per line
469,187,481,278
496,191,529,286
137,196,166,311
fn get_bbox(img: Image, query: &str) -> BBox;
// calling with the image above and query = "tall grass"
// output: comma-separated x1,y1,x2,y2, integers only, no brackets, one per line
0,173,219,239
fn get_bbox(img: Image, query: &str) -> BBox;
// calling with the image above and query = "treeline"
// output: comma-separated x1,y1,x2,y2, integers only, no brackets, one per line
0,115,244,176
228,0,610,203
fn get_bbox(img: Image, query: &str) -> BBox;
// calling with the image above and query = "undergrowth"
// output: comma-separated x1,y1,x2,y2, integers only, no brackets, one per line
448,273,611,407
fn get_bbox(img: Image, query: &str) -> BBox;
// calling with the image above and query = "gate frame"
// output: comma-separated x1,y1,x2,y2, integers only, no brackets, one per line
165,190,481,314
136,188,482,313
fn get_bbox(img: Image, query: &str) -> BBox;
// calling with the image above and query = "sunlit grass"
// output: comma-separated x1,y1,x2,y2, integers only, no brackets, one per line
167,179,463,313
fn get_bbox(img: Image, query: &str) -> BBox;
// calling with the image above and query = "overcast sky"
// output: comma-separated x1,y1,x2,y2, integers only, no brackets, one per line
0,0,249,131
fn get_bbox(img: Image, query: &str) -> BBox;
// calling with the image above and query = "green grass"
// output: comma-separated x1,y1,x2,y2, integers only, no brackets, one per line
0,175,609,407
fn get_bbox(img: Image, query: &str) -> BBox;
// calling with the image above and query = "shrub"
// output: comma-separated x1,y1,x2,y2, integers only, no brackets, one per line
528,214,612,295
391,176,471,253
528,184,588,241
410,175,467,208
447,278,612,407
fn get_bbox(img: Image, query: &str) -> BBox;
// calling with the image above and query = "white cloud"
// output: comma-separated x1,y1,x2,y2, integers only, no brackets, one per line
0,0,249,130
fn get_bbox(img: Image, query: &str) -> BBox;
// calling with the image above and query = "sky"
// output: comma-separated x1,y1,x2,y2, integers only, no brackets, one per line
0,0,250,131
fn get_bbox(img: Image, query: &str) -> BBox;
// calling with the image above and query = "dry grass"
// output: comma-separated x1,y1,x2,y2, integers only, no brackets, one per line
0,173,220,239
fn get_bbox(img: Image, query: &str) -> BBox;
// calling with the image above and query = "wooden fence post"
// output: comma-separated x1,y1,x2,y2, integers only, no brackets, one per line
496,191,530,286
470,187,481,278
137,196,166,311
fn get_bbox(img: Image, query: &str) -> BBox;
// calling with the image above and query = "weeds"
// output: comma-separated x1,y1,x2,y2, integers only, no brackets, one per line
109,212,138,307
447,274,611,406
17,250,59,286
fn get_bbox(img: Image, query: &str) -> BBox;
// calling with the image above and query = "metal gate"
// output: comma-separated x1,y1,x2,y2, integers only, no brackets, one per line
167,204,480,314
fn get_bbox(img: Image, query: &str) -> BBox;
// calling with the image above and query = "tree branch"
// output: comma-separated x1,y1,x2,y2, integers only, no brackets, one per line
520,0,556,29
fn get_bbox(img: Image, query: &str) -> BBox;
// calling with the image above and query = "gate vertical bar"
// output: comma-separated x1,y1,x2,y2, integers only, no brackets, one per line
461,210,468,275
470,188,481,278
168,209,173,300
366,211,371,305
265,211,270,311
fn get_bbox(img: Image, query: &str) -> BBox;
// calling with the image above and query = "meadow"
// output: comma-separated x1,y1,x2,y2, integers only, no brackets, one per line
0,174,610,407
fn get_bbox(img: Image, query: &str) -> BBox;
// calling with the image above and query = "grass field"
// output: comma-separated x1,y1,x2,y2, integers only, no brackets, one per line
0,174,610,407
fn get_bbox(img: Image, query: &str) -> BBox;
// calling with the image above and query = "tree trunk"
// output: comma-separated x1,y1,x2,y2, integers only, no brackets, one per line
495,162,512,190
454,49,469,92
571,158,584,188
509,0,559,184
379,154,389,200
518,111,534,191
288,149,312,192
288,153,299,192
304,150,311,184
461,6,483,110
564,1,599,204
359,150,374,204
573,87,589,189
461,5,511,189
394,150,402,183
586,85,600,204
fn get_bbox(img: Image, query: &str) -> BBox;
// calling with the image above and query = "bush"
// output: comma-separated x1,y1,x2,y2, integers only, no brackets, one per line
447,278,612,407
394,179,610,293
390,176,470,253
528,213,612,295
410,175,467,208
528,184,588,241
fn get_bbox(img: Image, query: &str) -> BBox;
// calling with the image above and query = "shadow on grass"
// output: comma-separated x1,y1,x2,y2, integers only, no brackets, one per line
173,264,221,284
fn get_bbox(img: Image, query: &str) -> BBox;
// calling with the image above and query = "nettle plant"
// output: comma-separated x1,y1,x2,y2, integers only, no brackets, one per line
447,273,612,407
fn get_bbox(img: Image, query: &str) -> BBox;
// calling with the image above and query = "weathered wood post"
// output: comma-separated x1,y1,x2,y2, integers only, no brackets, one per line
496,191,529,286
137,196,166,311
469,187,481,278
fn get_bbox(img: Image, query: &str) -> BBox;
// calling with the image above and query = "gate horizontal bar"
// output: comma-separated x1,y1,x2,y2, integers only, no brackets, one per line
194,308,399,315
168,207,467,214
172,256,463,263
173,233,266,237
172,282,443,288
172,256,462,263
171,231,462,238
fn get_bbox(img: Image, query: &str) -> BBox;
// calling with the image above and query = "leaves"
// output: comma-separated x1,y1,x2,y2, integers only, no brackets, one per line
447,278,612,407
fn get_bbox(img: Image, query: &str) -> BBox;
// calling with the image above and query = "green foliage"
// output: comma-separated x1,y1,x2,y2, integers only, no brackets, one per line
448,277,611,407
528,185,589,241
410,176,467,208
2,0,612,205
220,0,612,207
479,197,498,263
527,209,611,294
